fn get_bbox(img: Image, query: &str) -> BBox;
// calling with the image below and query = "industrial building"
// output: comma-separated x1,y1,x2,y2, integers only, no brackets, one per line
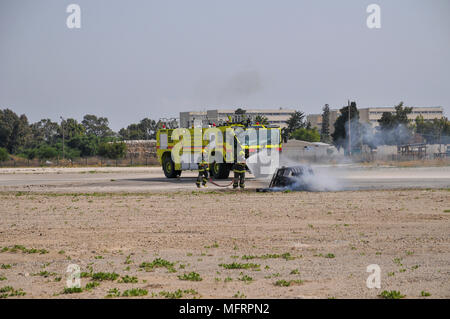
307,106,444,134
180,108,296,128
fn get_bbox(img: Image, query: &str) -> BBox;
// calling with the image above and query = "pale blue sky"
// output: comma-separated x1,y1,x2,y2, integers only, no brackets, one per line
1,0,449,130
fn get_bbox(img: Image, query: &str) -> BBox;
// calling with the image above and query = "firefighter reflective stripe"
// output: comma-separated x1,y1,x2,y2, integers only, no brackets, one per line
197,169,208,186
198,162,209,172
232,163,246,173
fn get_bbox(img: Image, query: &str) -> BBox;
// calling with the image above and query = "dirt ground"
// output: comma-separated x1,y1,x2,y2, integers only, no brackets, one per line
0,188,449,299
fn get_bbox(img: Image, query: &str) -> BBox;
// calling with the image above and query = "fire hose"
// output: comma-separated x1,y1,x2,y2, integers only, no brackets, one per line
208,177,234,188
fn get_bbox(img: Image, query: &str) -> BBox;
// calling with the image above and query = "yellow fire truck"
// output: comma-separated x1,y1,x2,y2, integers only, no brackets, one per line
156,122,281,179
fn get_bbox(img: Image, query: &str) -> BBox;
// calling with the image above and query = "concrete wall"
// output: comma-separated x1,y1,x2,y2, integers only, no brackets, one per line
124,140,157,159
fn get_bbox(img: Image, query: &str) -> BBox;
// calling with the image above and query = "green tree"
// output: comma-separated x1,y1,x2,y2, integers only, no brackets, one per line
21,148,37,160
377,102,413,145
119,118,159,140
291,128,321,142
284,111,306,140
98,142,127,159
0,109,32,153
332,101,359,151
60,118,85,140
29,119,60,147
0,147,9,162
82,114,113,138
254,115,269,125
67,135,98,157
320,104,331,143
138,118,157,139
378,102,412,130
37,145,57,160
415,116,450,144
119,124,142,140
234,108,246,115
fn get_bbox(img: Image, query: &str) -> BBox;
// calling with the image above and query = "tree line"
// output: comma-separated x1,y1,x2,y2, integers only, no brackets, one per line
317,102,450,152
0,108,173,162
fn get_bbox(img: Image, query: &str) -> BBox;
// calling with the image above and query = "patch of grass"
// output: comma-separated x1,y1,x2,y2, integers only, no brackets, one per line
58,250,65,255
324,253,335,259
94,255,103,259
124,255,133,264
1,264,11,269
393,257,403,266
290,269,300,275
122,288,148,297
85,282,100,290
91,272,119,281
274,279,304,287
0,286,26,298
443,209,450,213
242,252,294,261
233,291,246,298
140,258,176,272
106,288,121,298
4,245,48,254
379,290,405,299
238,275,253,283
204,242,219,249
159,289,198,299
178,272,202,281
224,277,233,282
118,275,138,283
219,262,260,270
0,276,6,281
405,251,414,256
62,287,83,294
421,291,431,297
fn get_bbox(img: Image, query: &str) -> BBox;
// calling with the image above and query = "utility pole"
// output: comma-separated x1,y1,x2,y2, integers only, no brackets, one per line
348,100,351,156
60,116,65,160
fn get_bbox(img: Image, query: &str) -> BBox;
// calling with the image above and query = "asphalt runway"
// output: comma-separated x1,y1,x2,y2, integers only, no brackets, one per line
0,165,449,193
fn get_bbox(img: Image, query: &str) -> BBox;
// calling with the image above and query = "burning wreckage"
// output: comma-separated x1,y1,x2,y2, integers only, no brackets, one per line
256,165,315,192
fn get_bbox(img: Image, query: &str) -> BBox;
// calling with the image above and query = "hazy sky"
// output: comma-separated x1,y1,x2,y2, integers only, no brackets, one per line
1,0,449,130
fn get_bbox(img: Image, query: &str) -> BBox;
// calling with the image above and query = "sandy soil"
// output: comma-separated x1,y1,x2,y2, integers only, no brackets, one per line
0,189,449,299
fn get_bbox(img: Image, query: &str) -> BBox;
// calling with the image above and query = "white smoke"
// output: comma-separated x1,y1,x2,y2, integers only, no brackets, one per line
248,152,343,192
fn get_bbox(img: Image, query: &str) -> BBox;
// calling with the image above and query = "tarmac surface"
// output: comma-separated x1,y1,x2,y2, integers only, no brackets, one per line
0,165,449,193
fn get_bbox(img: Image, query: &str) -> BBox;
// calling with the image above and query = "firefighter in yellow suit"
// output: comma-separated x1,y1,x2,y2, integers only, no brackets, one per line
196,149,209,188
232,151,246,189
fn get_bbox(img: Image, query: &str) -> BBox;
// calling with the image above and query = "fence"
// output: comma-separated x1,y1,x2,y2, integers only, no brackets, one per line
0,155,159,168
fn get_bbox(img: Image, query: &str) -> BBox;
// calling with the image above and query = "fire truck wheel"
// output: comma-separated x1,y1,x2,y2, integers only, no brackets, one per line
162,155,178,178
211,162,230,179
